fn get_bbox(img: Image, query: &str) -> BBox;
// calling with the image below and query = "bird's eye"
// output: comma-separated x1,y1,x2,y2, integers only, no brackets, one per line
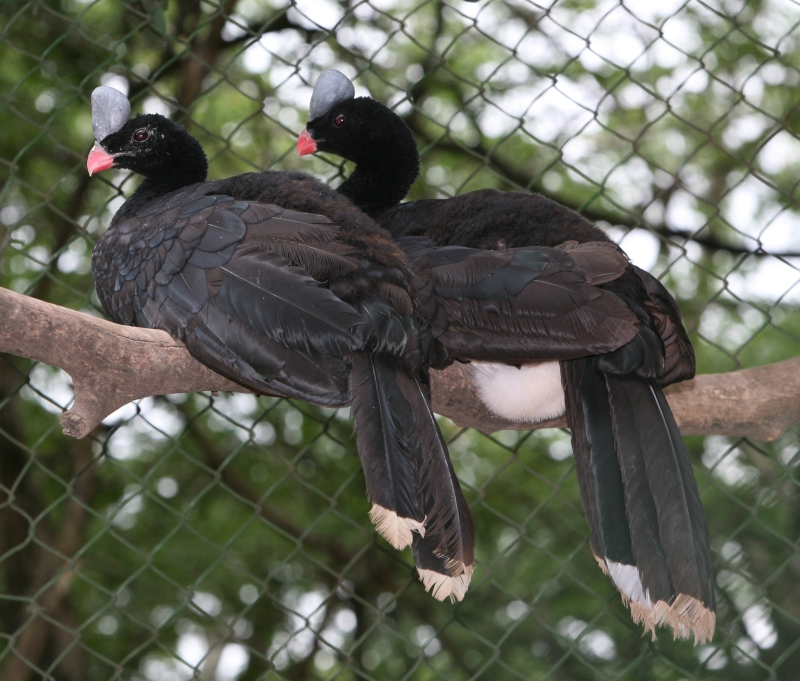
333,114,346,128
133,129,149,142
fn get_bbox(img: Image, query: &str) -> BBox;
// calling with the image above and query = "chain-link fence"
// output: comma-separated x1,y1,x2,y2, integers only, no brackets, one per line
2,0,800,679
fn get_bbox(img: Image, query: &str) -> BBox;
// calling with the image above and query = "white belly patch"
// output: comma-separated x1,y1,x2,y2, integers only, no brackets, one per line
469,361,566,423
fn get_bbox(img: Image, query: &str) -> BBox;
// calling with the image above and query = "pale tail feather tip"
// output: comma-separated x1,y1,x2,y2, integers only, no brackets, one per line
369,504,425,551
624,592,716,644
599,558,715,644
417,564,474,603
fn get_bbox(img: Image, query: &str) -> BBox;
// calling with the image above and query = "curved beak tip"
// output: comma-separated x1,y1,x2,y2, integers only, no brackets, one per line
87,146,116,176
297,129,317,156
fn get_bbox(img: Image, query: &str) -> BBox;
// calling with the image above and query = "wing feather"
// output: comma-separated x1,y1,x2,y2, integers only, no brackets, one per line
403,241,640,362
214,246,367,357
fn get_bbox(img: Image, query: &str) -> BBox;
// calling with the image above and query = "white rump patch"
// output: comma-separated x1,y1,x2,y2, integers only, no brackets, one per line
369,504,425,551
417,563,474,603
600,558,716,644
470,361,565,423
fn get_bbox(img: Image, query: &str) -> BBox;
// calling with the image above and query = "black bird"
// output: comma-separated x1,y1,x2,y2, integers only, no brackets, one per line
298,71,715,642
86,86,474,601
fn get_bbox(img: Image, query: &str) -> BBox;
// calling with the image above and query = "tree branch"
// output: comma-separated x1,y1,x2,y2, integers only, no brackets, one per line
0,287,246,439
0,286,796,442
429,359,800,441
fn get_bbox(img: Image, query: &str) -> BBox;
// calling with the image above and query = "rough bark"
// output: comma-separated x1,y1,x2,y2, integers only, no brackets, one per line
0,286,796,442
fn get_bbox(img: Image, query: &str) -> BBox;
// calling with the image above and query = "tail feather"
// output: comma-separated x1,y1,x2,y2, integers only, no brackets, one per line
349,353,425,550
349,353,475,602
401,374,475,602
574,361,636,566
562,359,603,562
564,359,644,576
564,359,715,643
412,532,473,602
606,376,715,643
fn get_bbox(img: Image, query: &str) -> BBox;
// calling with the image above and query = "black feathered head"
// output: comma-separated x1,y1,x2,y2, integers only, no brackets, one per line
87,86,207,184
298,70,420,212
299,70,415,167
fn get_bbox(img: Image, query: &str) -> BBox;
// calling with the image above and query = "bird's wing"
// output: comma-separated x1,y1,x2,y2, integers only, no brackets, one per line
93,189,369,405
633,265,696,385
400,237,640,363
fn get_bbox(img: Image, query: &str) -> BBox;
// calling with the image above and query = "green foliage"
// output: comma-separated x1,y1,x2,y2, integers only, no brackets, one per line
1,0,800,679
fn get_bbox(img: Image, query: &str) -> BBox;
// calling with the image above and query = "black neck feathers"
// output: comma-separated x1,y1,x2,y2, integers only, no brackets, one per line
337,126,420,214
309,97,420,215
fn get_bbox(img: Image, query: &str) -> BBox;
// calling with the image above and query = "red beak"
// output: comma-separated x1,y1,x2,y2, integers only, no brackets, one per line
297,129,317,156
87,146,116,176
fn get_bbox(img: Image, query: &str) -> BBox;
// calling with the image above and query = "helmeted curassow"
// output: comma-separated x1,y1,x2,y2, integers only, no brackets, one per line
87,86,475,601
298,70,715,642
87,87,661,607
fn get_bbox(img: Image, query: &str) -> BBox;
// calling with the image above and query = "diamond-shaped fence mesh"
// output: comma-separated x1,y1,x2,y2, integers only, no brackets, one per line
1,0,799,678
